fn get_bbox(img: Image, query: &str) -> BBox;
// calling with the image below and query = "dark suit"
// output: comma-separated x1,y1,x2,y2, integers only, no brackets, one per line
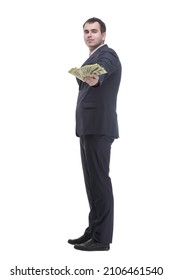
75,44,121,243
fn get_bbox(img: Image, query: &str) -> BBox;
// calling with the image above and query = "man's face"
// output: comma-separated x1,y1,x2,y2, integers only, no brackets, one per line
83,22,106,52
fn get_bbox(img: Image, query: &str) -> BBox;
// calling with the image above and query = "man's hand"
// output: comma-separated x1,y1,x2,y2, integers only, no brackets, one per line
83,74,99,86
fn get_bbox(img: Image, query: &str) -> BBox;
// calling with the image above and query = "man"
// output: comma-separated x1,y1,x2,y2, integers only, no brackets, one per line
68,17,122,251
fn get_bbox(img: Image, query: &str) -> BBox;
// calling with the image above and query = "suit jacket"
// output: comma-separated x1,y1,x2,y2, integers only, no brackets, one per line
75,44,121,138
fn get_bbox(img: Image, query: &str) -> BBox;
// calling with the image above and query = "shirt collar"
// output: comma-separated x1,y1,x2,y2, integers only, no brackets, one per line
89,43,105,56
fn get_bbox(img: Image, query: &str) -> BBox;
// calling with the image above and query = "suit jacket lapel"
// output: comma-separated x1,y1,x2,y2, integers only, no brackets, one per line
81,44,108,66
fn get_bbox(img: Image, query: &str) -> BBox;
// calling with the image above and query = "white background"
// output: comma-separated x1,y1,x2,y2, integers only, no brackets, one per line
0,0,173,279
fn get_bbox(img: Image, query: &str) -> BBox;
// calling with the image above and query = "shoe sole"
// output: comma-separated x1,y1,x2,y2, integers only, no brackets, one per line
74,246,110,251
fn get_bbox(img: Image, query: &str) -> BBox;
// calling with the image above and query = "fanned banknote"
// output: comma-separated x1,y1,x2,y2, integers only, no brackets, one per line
68,64,107,81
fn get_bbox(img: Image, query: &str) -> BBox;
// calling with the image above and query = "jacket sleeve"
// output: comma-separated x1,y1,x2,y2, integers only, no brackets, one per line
96,50,121,86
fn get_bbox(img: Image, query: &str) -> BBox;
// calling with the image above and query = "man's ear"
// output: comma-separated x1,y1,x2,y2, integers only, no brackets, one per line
102,32,106,43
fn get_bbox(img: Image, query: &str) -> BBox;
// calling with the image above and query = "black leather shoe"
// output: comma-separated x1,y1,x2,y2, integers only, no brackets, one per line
68,234,91,245
74,239,110,251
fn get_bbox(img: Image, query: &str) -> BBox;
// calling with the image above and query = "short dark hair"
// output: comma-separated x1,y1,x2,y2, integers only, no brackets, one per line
83,17,106,33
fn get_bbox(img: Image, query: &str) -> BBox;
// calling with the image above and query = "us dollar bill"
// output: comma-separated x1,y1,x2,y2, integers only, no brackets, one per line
68,63,107,81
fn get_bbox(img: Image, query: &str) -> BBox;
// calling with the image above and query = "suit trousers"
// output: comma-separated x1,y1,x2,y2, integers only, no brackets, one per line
80,135,114,243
